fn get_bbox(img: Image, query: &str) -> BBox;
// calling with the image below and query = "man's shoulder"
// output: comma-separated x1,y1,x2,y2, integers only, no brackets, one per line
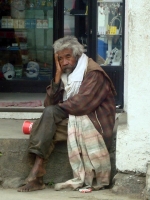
87,58,104,73
87,58,117,96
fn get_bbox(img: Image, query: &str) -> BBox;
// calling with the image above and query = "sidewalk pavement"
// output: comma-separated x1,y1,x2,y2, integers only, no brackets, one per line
0,187,141,200
0,113,142,200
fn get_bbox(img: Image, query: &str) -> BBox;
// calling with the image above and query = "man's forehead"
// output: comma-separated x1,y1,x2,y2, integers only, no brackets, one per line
57,48,73,56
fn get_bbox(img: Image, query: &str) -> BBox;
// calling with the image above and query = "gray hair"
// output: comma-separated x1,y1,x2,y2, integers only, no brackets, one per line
53,35,84,58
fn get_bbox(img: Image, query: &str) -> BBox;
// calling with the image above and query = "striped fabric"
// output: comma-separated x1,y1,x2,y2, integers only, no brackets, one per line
55,115,111,191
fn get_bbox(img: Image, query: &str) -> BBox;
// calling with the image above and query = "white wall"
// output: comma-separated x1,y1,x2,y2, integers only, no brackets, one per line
116,0,150,173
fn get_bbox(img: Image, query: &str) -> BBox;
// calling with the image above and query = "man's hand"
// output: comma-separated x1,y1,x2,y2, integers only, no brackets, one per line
54,53,62,84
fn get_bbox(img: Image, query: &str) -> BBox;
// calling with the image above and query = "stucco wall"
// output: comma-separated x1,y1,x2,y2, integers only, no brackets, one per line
116,0,150,173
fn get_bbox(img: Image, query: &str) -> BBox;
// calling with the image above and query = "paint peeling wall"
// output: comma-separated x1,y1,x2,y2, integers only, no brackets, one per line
116,0,150,173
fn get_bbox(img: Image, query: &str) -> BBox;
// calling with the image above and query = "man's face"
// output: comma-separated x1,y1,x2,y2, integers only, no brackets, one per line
57,49,77,75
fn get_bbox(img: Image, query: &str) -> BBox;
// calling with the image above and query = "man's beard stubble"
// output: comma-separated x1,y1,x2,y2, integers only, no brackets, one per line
62,64,76,75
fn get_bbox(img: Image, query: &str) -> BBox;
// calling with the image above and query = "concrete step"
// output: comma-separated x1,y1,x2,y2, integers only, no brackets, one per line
0,93,44,119
0,115,121,189
0,119,73,188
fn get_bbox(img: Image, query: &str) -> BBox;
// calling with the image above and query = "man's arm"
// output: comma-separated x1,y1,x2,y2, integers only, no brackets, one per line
58,71,111,115
44,54,63,107
54,53,62,84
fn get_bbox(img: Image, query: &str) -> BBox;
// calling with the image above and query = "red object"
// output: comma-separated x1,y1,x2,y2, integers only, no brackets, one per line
0,72,4,79
22,120,33,134
79,188,92,193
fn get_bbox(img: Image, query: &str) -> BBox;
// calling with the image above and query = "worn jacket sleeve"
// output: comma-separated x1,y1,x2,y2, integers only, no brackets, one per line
59,71,110,115
51,79,60,94
44,79,62,107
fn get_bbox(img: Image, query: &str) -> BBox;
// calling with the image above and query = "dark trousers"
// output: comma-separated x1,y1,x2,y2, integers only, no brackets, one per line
28,105,68,159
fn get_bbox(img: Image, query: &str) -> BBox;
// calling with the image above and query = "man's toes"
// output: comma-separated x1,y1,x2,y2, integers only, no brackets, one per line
17,179,45,192
17,185,30,192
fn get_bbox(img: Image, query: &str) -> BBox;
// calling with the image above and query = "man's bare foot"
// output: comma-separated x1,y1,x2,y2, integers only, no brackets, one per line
25,167,46,183
25,156,46,183
17,177,45,192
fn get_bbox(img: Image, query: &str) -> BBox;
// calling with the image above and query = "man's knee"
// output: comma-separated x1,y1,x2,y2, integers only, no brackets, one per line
43,105,56,118
43,105,67,122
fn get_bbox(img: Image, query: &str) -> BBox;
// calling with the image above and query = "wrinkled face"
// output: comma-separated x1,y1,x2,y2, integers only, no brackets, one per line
57,49,78,75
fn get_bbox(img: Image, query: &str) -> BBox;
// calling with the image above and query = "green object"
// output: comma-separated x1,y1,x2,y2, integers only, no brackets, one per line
48,181,54,186
15,68,23,78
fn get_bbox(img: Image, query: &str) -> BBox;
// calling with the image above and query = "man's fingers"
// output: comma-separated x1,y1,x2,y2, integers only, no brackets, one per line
54,54,60,65
54,53,61,73
54,53,58,60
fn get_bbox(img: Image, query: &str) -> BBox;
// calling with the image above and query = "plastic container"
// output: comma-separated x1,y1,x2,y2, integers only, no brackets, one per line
97,39,108,60
22,120,33,134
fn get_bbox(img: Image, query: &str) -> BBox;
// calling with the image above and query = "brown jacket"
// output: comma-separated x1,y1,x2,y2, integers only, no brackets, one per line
44,58,116,150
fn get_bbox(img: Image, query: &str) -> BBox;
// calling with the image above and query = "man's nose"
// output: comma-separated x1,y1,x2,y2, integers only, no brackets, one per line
62,58,68,66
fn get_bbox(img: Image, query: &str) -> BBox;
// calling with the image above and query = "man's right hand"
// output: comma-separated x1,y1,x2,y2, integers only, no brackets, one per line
54,53,62,84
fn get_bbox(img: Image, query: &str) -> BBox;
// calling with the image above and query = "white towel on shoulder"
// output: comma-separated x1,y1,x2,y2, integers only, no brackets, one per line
61,53,88,100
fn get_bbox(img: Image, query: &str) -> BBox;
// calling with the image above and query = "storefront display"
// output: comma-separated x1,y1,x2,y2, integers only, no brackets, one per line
64,0,88,55
0,0,124,107
97,0,123,66
0,0,53,85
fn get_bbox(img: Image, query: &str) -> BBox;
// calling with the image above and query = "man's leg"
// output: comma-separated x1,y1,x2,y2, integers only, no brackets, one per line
18,105,68,192
18,156,45,192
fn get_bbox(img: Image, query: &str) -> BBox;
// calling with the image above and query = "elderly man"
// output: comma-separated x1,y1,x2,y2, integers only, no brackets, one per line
18,35,116,192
